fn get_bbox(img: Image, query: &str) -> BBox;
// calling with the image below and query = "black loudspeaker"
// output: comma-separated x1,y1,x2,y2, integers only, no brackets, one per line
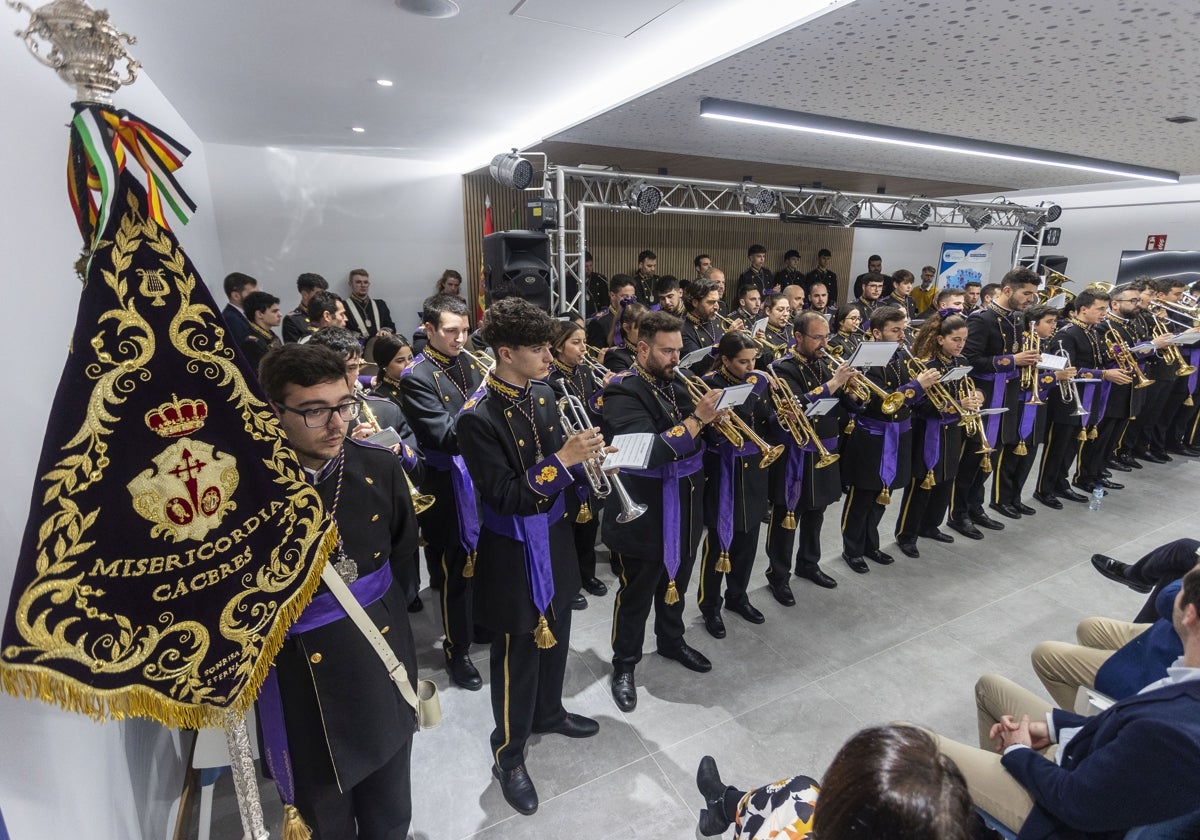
483,231,552,311
1038,255,1068,276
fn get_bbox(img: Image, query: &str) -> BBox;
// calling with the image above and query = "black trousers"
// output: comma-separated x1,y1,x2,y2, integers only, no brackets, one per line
1155,377,1193,450
894,477,952,543
765,505,827,580
992,444,1034,506
1129,381,1172,453
697,525,760,613
1128,538,1200,623
1170,397,1199,446
949,448,986,521
572,516,600,582
611,549,698,666
490,607,572,771
1077,418,1120,484
294,739,412,840
1036,422,1082,495
840,486,886,557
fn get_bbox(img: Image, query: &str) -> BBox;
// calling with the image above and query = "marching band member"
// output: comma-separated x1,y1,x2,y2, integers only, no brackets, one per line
881,269,918,321
653,275,687,318
755,292,794,369
586,274,637,349
601,311,723,712
456,298,601,815
682,277,734,375
764,312,856,597
600,302,648,373
697,332,773,637
828,305,865,358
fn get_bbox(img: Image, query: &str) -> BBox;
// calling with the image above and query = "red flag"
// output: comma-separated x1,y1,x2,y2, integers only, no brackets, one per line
479,196,494,321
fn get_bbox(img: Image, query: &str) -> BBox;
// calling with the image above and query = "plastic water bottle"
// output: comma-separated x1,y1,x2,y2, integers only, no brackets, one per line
1088,486,1103,511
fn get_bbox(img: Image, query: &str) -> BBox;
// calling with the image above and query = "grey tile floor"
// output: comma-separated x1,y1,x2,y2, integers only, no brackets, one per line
193,455,1194,839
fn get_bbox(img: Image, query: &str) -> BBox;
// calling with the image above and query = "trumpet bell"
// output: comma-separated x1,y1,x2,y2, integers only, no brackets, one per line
759,443,786,469
1180,363,1199,376
816,452,840,469
880,392,906,414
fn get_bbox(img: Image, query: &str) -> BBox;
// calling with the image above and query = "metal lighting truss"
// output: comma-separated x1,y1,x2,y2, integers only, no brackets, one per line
527,165,1052,318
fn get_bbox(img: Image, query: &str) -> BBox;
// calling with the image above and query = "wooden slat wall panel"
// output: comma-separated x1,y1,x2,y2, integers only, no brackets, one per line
461,172,858,309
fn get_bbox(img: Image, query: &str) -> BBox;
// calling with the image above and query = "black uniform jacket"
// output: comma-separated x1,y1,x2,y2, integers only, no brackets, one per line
907,353,966,483
398,346,485,457
1046,322,1106,426
346,295,396,338
241,324,281,371
767,352,851,509
701,366,770,531
599,368,704,560
738,266,775,296
963,305,1026,444
457,377,580,634
282,306,309,343
805,267,838,301
586,307,619,349
840,356,925,490
681,313,722,374
358,386,425,484
272,441,418,792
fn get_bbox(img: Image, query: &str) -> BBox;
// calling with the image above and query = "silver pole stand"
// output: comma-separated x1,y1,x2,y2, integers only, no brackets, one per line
224,711,271,840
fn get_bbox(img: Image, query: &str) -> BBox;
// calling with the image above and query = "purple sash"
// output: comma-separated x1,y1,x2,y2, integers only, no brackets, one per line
923,416,960,471
1189,347,1200,393
716,439,759,552
855,417,912,488
974,371,1018,441
481,493,566,621
425,449,480,554
1018,396,1040,442
783,436,839,511
1076,379,1103,427
626,449,705,579
259,563,394,812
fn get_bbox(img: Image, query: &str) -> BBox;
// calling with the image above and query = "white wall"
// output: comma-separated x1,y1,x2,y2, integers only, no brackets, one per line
850,177,1200,290
204,143,465,335
0,25,220,840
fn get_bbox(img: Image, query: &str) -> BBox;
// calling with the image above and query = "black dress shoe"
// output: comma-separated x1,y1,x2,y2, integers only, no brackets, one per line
702,611,727,639
842,553,870,574
1181,445,1200,457
1136,449,1169,464
947,517,984,540
1059,488,1089,503
1032,490,1063,509
493,763,538,815
1117,452,1142,469
533,712,599,738
1151,450,1173,462
611,666,637,711
1013,501,1037,516
657,641,712,673
768,578,797,604
727,598,766,624
919,528,955,543
1097,478,1124,490
1091,554,1153,594
970,511,1005,531
796,566,837,589
407,594,424,613
570,593,588,610
582,576,608,596
447,651,483,691
898,541,920,558
989,502,1022,520
1105,458,1132,472
866,549,894,565
696,756,733,837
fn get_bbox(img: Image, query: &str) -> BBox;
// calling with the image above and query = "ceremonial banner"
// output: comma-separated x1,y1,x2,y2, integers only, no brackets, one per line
0,104,332,728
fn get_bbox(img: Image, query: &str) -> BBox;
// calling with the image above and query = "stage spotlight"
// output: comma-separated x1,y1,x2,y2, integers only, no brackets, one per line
624,180,663,215
742,185,777,215
490,151,533,190
960,204,993,231
898,199,932,225
1042,202,1062,223
828,194,861,226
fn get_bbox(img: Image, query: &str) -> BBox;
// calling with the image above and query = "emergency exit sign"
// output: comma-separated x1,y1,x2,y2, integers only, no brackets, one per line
1146,235,1168,250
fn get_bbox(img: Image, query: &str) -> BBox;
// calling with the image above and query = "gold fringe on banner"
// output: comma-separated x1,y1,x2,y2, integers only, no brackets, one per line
981,454,993,474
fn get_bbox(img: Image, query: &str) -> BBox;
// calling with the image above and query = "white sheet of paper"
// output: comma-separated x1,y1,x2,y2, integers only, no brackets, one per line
806,398,839,417
1129,342,1157,355
1045,293,1068,309
937,365,974,383
847,342,899,368
366,426,402,448
1168,332,1200,345
1071,378,1101,384
679,347,713,368
977,407,1009,416
753,318,769,335
601,433,655,472
1037,353,1068,370
715,382,754,409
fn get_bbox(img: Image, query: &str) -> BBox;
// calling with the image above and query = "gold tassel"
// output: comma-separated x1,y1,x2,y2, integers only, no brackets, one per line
876,487,891,505
1077,428,1088,442
1014,441,1028,456
920,470,935,490
283,805,313,840
534,614,557,649
981,454,993,474
1186,396,1194,407
664,579,680,605
576,501,593,524
1089,427,1098,441
463,551,475,578
782,510,797,530
716,550,732,573
844,418,856,435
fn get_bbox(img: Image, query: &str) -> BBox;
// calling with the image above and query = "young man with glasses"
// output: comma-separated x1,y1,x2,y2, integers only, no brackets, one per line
258,342,419,839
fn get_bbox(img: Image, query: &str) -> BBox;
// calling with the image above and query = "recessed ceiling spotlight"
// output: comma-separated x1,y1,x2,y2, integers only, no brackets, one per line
395,0,460,19
376,79,394,87
351,126,366,133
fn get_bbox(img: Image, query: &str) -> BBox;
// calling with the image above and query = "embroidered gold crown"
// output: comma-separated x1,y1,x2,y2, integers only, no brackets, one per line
145,394,208,438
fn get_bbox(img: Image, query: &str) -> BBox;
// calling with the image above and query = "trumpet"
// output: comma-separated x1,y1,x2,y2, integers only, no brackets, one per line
819,348,905,414
553,386,646,524
1056,347,1088,416
355,386,436,515
1021,330,1044,405
764,371,838,469
578,353,612,390
676,370,785,468
460,346,495,372
1104,333,1153,389
1149,306,1199,375
899,348,992,455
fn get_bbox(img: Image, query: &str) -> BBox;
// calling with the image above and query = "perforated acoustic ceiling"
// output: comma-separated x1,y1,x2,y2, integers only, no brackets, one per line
550,0,1200,191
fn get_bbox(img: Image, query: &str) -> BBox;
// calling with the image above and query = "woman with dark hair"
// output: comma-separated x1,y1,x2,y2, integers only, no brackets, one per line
827,304,864,358
695,725,983,840
756,293,795,368
370,332,414,405
435,269,463,297
601,301,648,372
893,312,984,558
547,319,610,603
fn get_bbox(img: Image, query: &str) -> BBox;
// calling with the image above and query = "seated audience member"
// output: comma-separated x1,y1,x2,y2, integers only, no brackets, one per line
912,265,939,315
283,272,329,343
1093,537,1200,621
436,269,463,298
303,290,348,338
240,290,283,371
221,271,258,348
932,563,1200,838
695,725,986,839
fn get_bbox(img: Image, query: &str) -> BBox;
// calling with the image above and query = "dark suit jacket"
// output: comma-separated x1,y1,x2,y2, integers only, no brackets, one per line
1002,678,1200,839
221,303,252,349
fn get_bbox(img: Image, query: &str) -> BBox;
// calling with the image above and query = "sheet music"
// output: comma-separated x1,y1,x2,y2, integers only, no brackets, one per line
806,398,839,417
679,347,713,368
1037,353,1068,371
847,342,899,368
715,383,754,409
601,433,655,471
938,365,974,383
